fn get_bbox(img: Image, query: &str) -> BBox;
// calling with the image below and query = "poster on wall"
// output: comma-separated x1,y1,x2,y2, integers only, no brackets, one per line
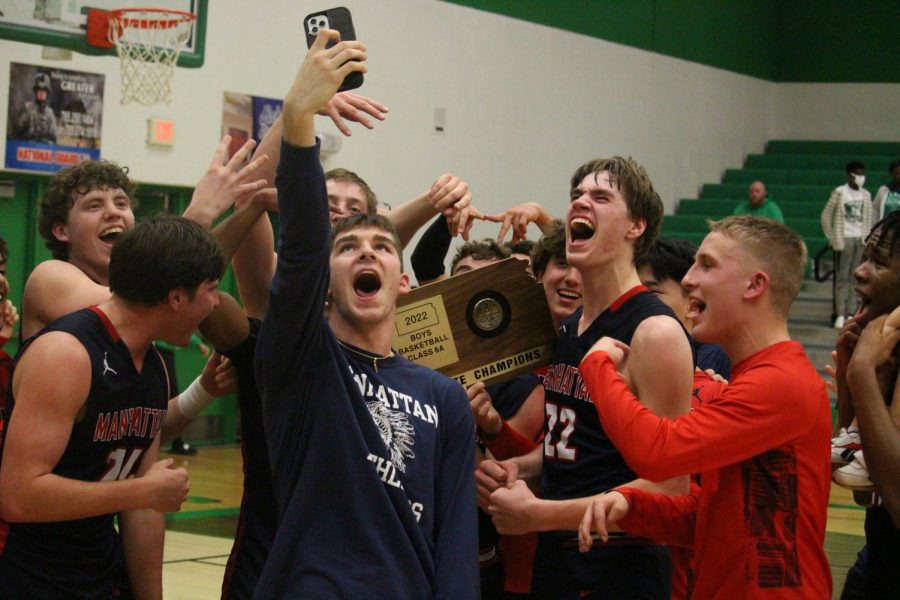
222,91,282,158
5,62,104,172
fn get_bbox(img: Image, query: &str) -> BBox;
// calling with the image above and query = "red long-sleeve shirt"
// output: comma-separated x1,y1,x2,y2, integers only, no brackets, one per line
484,410,542,594
581,341,832,599
670,369,726,600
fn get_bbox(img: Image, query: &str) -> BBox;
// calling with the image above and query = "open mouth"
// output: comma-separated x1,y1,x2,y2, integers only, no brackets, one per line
687,297,706,319
353,270,382,298
853,289,871,325
569,218,595,241
98,226,125,243
558,289,582,302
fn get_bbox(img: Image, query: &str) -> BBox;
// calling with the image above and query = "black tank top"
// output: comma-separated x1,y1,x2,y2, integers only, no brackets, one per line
541,287,691,505
0,306,169,599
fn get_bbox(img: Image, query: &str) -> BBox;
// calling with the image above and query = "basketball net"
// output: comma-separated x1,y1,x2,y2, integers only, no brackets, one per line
107,9,196,106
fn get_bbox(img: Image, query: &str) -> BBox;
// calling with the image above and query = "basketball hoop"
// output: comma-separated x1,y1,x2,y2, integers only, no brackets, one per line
89,8,196,106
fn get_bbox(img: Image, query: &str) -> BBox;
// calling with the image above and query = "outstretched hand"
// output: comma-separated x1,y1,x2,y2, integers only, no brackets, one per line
184,135,270,228
483,202,554,243
284,30,368,144
318,91,388,136
448,205,485,241
426,174,483,239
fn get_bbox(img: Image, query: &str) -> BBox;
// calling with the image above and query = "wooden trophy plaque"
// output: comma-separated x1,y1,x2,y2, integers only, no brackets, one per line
393,258,556,386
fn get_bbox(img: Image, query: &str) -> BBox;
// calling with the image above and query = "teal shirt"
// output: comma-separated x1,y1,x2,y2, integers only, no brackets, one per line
884,191,900,217
732,198,784,223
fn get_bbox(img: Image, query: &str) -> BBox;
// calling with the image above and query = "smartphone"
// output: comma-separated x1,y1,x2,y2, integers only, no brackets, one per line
304,6,363,92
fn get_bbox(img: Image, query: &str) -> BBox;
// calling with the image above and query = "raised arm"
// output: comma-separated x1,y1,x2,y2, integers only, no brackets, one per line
230,90,386,317
181,136,269,230
181,136,274,263
252,93,388,190
256,30,367,414
388,174,472,247
410,215,452,286
232,189,278,320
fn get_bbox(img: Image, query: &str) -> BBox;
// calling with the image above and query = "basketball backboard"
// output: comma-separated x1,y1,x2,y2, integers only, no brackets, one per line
0,0,206,67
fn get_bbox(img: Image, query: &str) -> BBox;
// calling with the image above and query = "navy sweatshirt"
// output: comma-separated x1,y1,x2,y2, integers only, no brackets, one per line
254,141,478,599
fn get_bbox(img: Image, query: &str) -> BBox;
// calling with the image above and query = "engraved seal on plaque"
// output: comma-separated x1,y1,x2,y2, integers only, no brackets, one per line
473,298,504,332
466,290,512,339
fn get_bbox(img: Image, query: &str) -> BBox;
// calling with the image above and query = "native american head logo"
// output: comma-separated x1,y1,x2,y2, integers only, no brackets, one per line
367,401,416,473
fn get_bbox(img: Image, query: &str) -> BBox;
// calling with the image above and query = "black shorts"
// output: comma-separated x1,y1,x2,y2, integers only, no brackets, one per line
529,533,670,600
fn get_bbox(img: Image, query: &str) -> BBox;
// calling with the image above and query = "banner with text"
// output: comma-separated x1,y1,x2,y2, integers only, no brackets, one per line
6,63,104,172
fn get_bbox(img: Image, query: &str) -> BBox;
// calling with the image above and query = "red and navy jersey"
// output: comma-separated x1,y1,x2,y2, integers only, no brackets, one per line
0,306,169,599
541,287,689,504
486,371,541,421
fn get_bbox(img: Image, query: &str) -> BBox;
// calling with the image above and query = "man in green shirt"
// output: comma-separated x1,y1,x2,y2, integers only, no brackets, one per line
732,180,784,223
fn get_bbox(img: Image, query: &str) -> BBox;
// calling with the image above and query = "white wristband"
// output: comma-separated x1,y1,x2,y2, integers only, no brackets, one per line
177,376,215,420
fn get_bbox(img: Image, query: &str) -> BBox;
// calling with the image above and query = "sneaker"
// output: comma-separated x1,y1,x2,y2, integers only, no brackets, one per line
833,451,874,491
834,315,846,329
852,490,876,508
831,427,861,467
169,439,198,456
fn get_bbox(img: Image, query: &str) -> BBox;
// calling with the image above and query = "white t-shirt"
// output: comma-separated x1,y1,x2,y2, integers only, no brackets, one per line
842,185,867,239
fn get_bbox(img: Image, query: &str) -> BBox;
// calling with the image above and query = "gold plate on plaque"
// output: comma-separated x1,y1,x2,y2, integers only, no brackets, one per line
394,295,459,371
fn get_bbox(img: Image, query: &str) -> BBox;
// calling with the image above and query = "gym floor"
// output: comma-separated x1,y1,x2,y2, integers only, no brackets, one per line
162,446,865,600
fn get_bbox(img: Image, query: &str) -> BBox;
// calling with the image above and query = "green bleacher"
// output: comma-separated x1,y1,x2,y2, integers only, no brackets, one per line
661,140,900,260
